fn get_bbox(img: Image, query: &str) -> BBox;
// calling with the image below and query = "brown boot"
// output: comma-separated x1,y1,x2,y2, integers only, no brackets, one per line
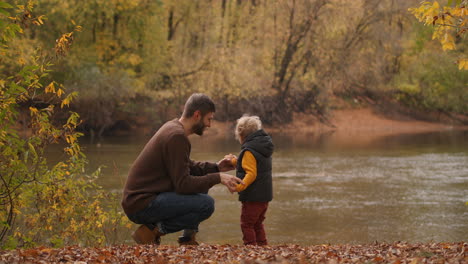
177,233,199,246
132,225,164,245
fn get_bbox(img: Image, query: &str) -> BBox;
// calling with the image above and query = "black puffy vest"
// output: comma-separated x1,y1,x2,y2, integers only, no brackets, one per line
236,129,274,202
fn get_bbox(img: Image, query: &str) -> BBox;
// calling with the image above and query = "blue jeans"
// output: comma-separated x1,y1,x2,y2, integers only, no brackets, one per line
127,192,215,234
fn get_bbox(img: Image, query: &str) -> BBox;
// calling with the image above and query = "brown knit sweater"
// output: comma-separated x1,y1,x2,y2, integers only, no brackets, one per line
121,119,221,215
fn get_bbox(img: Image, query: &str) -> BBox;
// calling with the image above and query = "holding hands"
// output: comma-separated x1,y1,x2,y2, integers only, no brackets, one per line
218,154,243,193
220,173,243,193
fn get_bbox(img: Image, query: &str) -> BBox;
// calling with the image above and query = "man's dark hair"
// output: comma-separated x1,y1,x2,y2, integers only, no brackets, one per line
182,93,216,118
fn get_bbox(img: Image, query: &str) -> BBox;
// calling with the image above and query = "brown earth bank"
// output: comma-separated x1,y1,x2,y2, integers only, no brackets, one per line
104,103,468,138
201,108,468,148
1,242,466,263
208,108,468,136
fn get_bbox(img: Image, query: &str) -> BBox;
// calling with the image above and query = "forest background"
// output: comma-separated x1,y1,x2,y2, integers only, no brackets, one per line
0,0,467,249
3,0,468,138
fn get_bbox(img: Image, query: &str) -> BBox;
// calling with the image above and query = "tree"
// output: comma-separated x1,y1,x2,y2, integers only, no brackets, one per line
409,0,467,70
271,0,328,123
0,1,129,248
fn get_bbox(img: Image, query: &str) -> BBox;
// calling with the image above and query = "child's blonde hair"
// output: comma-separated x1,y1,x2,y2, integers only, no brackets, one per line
235,115,262,142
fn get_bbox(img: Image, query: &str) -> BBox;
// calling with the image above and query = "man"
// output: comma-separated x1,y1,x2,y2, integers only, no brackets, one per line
122,93,243,245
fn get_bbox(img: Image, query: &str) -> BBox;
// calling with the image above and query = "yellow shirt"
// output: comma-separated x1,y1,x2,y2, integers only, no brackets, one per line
234,151,257,192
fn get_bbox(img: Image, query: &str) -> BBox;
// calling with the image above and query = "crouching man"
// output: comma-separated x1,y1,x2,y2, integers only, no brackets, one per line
121,93,243,245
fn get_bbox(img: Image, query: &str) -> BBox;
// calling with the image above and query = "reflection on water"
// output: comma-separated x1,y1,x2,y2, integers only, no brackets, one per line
51,130,468,245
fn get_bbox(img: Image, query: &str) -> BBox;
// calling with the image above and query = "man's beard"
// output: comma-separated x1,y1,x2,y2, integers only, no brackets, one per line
192,120,205,136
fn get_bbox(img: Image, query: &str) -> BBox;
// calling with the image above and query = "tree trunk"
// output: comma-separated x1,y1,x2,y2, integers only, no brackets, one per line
168,7,175,41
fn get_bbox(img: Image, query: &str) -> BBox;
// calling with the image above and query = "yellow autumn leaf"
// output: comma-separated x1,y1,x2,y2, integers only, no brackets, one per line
57,88,64,97
424,15,433,25
451,7,462,16
442,41,455,50
64,147,73,155
29,107,38,114
45,82,55,93
458,59,468,70
66,135,76,144
61,97,70,108
441,34,456,50
37,15,45,25
432,28,443,40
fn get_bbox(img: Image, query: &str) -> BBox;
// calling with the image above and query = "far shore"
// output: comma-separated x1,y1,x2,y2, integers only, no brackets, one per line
201,108,468,147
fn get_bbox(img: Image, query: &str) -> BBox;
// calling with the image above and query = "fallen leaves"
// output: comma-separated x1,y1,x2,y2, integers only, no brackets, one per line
0,242,466,263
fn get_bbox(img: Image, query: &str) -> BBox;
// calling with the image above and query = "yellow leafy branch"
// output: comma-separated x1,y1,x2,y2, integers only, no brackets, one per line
409,1,467,70
55,26,82,56
60,91,78,108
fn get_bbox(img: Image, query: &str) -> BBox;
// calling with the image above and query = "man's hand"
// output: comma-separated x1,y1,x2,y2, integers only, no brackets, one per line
217,154,237,172
220,173,244,193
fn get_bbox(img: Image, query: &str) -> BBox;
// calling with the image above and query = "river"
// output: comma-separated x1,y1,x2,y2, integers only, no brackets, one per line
69,129,468,245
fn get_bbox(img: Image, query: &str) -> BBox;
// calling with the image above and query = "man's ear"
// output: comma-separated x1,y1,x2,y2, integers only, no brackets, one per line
193,110,202,120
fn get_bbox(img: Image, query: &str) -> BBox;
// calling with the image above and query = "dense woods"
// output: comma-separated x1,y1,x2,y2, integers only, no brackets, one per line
2,0,467,137
0,0,467,249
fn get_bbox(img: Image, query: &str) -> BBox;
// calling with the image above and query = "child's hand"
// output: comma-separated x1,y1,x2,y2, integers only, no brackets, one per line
230,157,237,166
217,154,237,172
224,153,237,166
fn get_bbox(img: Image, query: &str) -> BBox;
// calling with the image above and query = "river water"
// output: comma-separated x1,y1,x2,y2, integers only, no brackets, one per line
73,129,468,245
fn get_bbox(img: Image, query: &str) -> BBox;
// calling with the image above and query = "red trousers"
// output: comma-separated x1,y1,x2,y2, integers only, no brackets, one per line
240,201,269,246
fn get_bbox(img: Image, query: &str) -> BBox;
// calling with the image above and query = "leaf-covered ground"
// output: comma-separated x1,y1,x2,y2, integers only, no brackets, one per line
0,242,466,263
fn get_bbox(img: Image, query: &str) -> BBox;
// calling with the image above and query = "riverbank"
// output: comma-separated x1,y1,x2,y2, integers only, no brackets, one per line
202,107,468,148
2,242,466,263
209,108,467,135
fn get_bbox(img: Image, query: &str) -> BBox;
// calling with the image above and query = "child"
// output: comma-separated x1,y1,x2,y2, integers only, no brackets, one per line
232,115,274,246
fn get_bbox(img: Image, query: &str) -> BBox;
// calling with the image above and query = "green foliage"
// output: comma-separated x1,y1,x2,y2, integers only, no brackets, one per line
409,22,434,54
394,7,468,114
394,44,468,114
0,1,131,248
2,236,18,250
